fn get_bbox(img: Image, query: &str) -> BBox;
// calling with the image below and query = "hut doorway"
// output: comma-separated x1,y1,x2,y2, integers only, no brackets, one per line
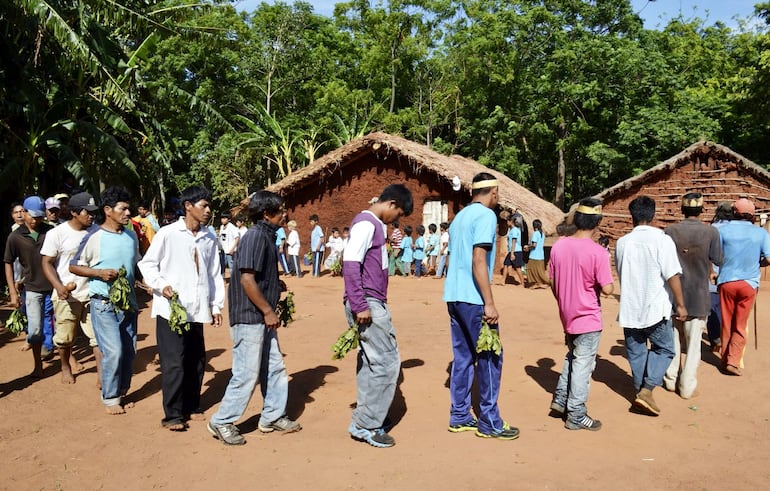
422,200,448,229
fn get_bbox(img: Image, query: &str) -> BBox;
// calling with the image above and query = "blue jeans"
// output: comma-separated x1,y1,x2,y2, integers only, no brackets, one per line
211,323,288,426
553,331,602,422
624,318,675,392
414,260,424,277
435,255,448,278
23,291,54,350
345,299,400,430
447,302,505,434
91,298,137,406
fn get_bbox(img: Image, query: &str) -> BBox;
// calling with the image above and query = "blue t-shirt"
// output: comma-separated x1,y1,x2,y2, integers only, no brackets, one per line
413,236,426,261
401,236,414,262
507,226,522,253
71,226,139,309
275,226,286,247
428,233,440,256
311,224,324,251
529,230,545,260
717,220,770,289
443,202,497,305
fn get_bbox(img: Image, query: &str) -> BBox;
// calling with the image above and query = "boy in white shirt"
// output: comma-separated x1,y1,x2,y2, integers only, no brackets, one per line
286,220,303,278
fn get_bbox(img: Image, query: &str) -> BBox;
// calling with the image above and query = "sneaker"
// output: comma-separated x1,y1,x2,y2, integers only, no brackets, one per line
565,415,602,431
448,418,478,433
549,400,565,415
349,422,395,448
475,425,520,440
258,416,302,433
634,388,661,416
207,421,245,445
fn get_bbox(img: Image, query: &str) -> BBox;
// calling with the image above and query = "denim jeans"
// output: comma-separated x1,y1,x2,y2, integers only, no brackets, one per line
345,299,400,430
664,318,705,398
447,302,505,434
553,330,602,423
624,318,675,392
91,298,137,406
435,255,448,278
25,291,48,345
211,323,288,427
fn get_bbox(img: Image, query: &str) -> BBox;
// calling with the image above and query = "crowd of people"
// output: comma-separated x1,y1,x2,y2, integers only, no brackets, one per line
3,176,768,449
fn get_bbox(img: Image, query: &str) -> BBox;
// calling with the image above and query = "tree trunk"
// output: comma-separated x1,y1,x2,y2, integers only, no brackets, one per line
555,121,566,210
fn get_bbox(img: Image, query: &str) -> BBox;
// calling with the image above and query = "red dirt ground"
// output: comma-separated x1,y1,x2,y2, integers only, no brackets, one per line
1,274,769,490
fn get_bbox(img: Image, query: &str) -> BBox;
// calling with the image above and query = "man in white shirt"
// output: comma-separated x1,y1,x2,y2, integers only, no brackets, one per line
40,192,101,384
138,186,225,431
218,212,240,276
616,196,687,416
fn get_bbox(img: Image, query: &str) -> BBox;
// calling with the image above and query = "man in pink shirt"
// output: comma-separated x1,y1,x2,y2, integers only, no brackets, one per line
548,198,614,431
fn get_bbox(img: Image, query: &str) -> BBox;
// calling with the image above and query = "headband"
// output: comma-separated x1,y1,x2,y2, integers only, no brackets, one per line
576,204,602,215
471,179,499,190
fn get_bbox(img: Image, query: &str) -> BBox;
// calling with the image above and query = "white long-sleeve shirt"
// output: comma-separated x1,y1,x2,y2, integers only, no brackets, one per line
138,217,225,323
287,229,301,256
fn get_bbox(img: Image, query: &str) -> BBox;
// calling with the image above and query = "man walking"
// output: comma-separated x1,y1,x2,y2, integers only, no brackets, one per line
716,198,770,376
208,191,300,445
343,184,413,448
138,186,225,431
4,196,54,378
615,196,687,416
70,187,139,414
549,198,614,430
663,193,723,397
40,192,102,384
444,173,519,440
218,212,239,276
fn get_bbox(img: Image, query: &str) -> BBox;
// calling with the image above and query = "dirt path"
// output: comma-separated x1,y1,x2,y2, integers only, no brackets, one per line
1,275,768,490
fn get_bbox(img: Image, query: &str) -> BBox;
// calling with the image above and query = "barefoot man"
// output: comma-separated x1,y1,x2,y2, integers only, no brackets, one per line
4,196,54,378
139,186,225,431
70,187,139,415
41,192,103,384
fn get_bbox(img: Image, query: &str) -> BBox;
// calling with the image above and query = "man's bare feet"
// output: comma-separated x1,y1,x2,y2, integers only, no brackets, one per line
162,421,187,431
105,405,126,415
60,369,75,384
123,401,135,409
70,356,84,373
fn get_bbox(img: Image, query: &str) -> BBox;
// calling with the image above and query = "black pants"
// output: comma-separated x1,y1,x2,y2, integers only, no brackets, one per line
156,317,205,424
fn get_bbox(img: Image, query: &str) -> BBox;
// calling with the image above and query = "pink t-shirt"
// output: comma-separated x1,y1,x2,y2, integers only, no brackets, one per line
548,236,614,334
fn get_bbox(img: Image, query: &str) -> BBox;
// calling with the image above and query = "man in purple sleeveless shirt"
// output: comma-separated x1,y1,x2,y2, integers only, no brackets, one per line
342,184,413,448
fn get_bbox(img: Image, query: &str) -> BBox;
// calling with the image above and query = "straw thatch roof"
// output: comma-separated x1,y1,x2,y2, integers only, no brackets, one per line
595,140,770,201
244,132,564,234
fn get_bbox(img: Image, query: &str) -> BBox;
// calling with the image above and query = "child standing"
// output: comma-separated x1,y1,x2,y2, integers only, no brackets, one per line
400,226,414,277
286,220,303,278
435,222,450,278
426,223,439,275
309,214,324,277
526,219,549,289
324,227,345,275
413,225,426,278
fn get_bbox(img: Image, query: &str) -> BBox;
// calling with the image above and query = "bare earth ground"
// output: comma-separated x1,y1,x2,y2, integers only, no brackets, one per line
1,274,769,490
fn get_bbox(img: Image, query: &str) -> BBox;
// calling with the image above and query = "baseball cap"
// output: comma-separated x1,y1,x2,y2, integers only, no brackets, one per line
45,197,61,210
69,192,99,212
733,198,755,215
54,193,70,201
22,196,46,218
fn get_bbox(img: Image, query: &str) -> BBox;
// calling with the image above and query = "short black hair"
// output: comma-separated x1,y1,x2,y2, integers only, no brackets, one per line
309,214,319,222
221,211,231,219
379,184,413,216
392,221,400,229
471,172,497,197
180,186,212,208
573,198,603,231
598,235,610,248
331,227,339,233
417,224,425,235
629,196,656,225
440,222,448,230
403,225,413,235
137,200,150,209
247,190,283,222
101,186,131,209
532,219,542,232
428,223,437,233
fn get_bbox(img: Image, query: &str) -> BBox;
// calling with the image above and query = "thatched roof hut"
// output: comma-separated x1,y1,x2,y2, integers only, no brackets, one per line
589,140,770,244
237,132,563,236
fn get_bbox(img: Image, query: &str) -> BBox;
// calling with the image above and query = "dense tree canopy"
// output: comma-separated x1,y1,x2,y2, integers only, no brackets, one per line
2,0,770,214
